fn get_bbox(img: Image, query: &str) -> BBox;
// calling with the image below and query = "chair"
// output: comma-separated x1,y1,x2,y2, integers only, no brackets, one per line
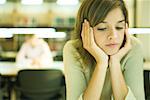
144,70,150,100
0,74,13,100
0,74,3,100
0,74,6,100
0,74,3,88
15,69,66,100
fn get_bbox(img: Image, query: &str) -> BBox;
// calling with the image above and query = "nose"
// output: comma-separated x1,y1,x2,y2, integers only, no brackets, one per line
108,28,118,40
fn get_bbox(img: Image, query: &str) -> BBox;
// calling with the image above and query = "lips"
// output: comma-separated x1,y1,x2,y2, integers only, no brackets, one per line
105,43,119,48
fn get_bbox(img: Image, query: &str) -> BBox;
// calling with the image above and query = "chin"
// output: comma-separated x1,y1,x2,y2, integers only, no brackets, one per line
105,49,119,56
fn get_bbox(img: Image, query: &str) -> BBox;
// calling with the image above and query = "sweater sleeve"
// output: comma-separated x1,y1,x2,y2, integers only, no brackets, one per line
123,38,145,100
63,41,86,100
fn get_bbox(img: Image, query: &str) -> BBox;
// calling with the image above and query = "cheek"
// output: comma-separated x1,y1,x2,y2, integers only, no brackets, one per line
93,30,106,47
118,31,125,47
119,31,125,41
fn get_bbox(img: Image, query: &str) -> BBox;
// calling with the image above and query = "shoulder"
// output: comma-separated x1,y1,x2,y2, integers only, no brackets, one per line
40,39,48,46
120,36,144,70
122,35,143,62
63,39,80,54
63,40,94,70
130,35,143,55
63,39,84,65
124,35,144,59
63,40,86,70
63,39,82,60
21,42,29,48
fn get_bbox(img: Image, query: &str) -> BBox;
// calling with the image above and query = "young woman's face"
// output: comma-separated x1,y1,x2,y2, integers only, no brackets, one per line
93,7,126,55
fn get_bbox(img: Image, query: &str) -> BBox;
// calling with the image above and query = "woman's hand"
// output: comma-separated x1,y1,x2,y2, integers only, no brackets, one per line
108,24,130,99
81,19,108,65
110,24,132,63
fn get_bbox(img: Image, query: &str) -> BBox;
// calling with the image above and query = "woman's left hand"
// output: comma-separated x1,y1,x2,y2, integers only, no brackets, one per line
110,24,132,62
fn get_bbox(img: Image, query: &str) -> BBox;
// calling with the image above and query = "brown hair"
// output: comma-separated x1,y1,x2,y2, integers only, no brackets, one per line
72,0,128,40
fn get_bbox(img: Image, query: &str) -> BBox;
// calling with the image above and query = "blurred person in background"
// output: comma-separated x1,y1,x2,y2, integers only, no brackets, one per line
63,0,145,100
16,34,53,68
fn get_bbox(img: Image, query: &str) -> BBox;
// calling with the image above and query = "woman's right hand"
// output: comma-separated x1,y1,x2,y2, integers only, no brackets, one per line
81,19,108,65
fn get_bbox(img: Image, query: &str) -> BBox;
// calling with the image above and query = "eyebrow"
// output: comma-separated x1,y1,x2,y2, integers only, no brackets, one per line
100,19,125,23
118,19,125,23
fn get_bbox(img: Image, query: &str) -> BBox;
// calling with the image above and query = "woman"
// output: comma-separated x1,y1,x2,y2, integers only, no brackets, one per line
63,0,145,100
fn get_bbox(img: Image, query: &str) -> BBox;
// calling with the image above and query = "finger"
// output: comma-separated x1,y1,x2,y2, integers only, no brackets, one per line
84,19,88,47
126,24,130,40
119,24,131,53
83,19,89,48
85,20,90,46
81,23,84,38
81,21,86,48
89,27,94,46
125,24,131,48
81,22,85,41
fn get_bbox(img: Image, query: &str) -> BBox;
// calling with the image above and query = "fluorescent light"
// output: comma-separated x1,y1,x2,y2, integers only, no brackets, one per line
0,29,13,38
9,28,56,34
21,0,43,5
0,0,6,4
0,28,66,38
129,28,150,34
0,34,13,38
57,0,79,5
37,32,66,38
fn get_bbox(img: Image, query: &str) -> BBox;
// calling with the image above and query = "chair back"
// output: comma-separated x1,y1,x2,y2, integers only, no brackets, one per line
0,74,2,88
144,70,150,100
16,69,66,100
0,74,5,88
0,74,3,100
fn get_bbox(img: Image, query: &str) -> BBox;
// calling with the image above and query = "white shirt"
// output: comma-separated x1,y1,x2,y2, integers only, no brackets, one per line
16,39,53,68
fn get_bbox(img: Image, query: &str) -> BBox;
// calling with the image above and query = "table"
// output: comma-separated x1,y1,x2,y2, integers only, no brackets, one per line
0,61,64,76
144,62,150,71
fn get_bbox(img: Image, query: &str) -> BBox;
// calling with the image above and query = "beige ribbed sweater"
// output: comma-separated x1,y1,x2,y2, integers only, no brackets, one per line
63,36,145,100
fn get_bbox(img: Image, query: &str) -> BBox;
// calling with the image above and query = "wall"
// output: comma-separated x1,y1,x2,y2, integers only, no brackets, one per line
136,0,150,61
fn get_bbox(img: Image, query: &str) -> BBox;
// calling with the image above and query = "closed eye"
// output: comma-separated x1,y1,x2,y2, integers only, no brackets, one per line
97,28,107,31
116,27,124,30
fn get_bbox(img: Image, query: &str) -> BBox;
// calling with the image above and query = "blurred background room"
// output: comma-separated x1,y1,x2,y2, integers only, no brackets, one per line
0,0,150,100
